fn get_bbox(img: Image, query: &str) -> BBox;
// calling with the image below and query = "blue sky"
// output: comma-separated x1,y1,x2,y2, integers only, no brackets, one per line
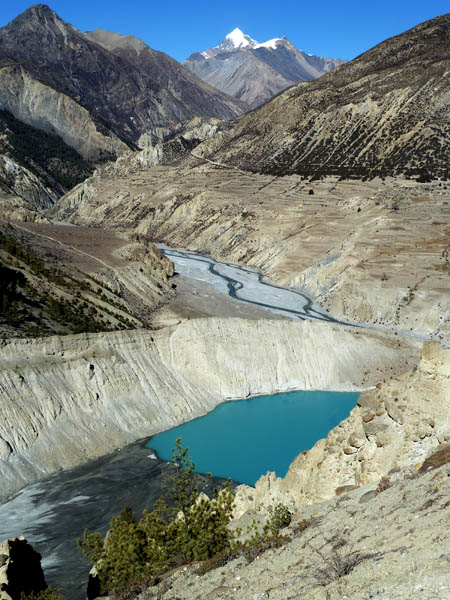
1,1,449,61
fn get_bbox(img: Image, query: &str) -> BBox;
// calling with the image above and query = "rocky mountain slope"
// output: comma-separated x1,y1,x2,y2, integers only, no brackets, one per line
0,109,93,208
0,220,174,339
184,28,344,108
0,5,244,163
195,14,450,180
0,318,419,501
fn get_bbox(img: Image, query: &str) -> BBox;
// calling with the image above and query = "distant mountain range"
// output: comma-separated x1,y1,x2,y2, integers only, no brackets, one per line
197,14,450,180
184,28,345,108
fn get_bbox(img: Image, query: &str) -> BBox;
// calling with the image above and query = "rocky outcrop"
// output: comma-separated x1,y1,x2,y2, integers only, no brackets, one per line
0,156,56,222
0,318,419,501
94,117,226,179
197,14,450,179
0,537,47,600
233,342,450,516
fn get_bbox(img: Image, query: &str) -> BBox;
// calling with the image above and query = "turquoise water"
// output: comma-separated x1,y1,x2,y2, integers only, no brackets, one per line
146,390,358,485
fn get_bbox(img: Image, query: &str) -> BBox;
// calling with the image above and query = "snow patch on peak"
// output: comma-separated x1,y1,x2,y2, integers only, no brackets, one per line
254,38,282,50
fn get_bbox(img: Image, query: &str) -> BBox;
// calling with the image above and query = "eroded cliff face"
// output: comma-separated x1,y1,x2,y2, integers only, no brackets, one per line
0,64,128,161
0,159,55,223
0,318,419,501
233,342,450,516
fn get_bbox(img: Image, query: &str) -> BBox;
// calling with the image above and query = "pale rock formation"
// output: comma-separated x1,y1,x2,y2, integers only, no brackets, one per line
0,155,57,210
0,65,128,160
0,319,419,501
233,342,450,517
95,117,224,179
0,193,50,223
0,537,47,600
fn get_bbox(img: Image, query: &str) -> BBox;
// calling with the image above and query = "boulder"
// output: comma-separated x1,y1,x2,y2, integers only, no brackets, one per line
0,537,47,600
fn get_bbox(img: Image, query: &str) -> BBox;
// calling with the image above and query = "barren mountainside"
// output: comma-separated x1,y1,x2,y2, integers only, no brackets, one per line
196,14,450,180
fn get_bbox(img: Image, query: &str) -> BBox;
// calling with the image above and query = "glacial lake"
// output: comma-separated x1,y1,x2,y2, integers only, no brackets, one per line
147,390,359,485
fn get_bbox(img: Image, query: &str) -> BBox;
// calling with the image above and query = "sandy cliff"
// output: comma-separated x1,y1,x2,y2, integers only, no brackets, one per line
0,65,128,161
0,318,419,501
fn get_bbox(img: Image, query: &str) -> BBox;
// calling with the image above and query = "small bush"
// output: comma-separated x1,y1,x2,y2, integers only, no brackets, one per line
311,541,376,586
21,587,65,600
240,534,290,564
265,503,292,535
78,439,236,596
291,518,315,537
375,475,392,494
196,548,237,576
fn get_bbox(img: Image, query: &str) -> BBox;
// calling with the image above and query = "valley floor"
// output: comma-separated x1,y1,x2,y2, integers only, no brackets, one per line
54,165,450,347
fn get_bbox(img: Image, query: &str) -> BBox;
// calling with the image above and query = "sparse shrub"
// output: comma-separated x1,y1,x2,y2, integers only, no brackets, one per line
196,548,237,575
240,533,290,564
390,199,400,211
375,475,392,494
291,518,315,537
78,439,236,596
265,503,292,535
21,587,65,600
310,540,377,587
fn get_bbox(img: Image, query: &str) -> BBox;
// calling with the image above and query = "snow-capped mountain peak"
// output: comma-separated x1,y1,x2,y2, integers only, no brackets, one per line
184,29,345,109
218,28,258,51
